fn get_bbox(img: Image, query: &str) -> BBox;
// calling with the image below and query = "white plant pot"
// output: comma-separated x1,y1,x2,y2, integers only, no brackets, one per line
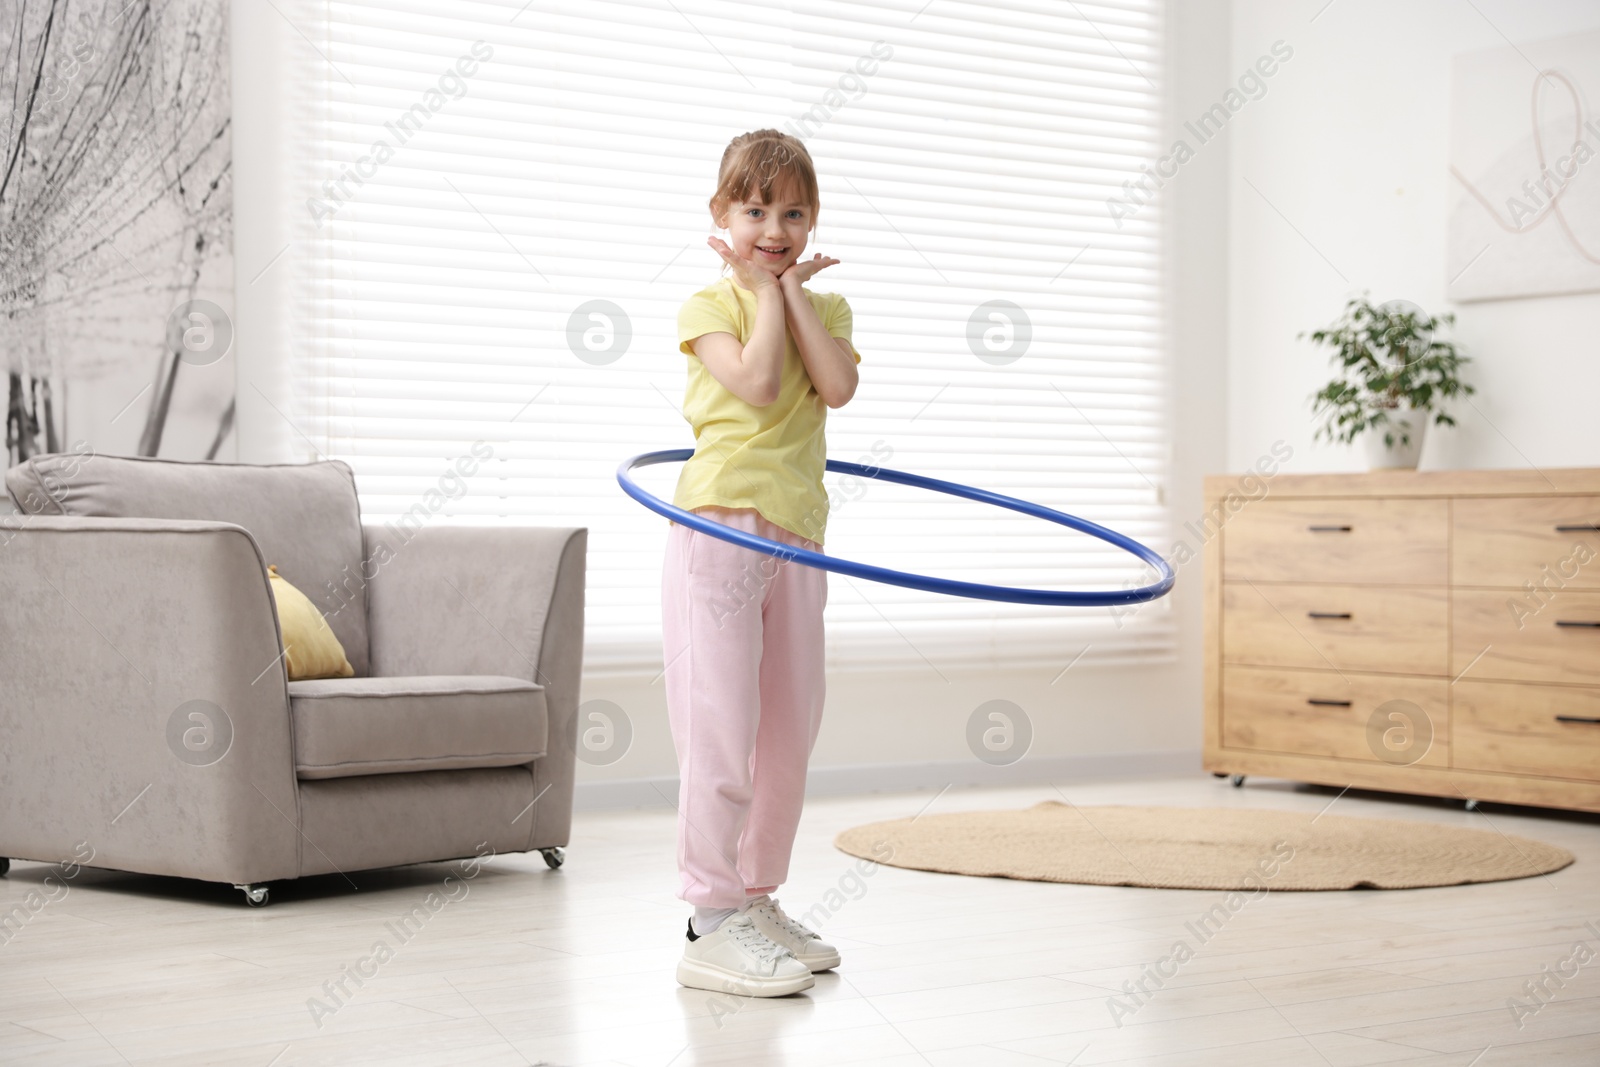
1364,411,1427,470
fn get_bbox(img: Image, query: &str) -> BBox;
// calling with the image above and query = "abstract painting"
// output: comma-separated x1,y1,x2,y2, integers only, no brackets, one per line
1447,28,1600,302
1,0,234,473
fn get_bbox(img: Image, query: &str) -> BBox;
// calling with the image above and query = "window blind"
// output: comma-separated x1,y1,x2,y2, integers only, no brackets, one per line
291,0,1172,677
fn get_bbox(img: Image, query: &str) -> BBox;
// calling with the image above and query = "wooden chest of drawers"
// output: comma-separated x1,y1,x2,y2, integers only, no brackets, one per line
1203,469,1600,812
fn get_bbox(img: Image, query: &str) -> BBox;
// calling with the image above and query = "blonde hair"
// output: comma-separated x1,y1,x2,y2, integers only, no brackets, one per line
708,129,820,244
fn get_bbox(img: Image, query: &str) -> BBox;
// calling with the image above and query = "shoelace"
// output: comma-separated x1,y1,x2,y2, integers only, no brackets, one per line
751,898,815,942
723,915,789,963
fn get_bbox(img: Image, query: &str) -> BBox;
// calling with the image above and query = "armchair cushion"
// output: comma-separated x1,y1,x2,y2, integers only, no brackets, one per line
5,453,372,675
268,565,355,679
289,675,547,780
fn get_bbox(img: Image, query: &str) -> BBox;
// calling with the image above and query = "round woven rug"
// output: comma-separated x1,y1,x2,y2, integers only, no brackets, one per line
833,801,1573,890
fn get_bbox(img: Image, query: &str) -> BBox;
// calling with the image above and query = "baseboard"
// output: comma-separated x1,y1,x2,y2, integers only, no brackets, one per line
573,749,1202,812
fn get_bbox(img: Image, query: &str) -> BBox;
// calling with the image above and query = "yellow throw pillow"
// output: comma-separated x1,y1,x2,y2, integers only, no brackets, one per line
266,564,355,681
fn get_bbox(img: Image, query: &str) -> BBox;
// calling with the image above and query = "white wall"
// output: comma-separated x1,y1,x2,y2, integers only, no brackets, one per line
1227,0,1600,474
231,0,299,468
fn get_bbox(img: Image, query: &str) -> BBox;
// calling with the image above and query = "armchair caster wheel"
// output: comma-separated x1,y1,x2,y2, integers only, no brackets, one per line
0,857,9,876
1211,772,1227,779
234,883,270,907
539,847,565,870
1464,799,1480,812
1230,775,1246,788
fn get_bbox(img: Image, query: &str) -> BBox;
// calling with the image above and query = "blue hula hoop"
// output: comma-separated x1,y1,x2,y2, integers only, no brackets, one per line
617,449,1175,607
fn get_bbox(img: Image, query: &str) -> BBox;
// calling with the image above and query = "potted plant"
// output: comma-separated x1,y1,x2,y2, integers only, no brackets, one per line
1303,295,1474,470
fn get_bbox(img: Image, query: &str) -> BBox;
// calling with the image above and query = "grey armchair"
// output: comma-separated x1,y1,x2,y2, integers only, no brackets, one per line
1,452,585,906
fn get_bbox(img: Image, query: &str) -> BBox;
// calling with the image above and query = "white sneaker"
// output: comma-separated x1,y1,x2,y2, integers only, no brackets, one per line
743,895,841,972
676,914,814,997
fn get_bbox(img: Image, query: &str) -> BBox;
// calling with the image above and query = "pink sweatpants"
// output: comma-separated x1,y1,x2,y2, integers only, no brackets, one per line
661,506,828,908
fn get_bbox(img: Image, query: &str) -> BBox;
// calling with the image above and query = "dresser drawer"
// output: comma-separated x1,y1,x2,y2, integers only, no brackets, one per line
1222,499,1448,585
1453,681,1600,781
1452,496,1600,589
1222,583,1447,675
1221,666,1447,766
1452,589,1600,685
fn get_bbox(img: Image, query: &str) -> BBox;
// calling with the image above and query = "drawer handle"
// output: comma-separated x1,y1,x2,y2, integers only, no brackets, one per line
1555,524,1600,532
1307,524,1353,532
1306,698,1352,707
1307,611,1353,620
1554,621,1600,629
1555,715,1600,725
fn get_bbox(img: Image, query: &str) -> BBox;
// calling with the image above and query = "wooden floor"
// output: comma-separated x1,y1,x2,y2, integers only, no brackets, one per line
3,774,1598,1065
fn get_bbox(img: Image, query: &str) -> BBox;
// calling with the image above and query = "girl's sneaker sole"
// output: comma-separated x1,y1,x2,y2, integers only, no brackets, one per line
675,959,815,997
797,947,841,973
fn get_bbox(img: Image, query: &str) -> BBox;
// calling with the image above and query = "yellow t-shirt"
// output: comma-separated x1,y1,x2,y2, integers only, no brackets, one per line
673,275,861,547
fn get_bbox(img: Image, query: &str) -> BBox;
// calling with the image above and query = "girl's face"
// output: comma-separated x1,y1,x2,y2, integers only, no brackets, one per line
715,186,813,275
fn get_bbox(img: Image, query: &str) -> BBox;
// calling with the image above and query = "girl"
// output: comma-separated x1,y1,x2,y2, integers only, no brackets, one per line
663,129,861,997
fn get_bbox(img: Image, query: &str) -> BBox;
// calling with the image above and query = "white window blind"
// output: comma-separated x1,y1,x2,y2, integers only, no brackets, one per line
291,0,1172,677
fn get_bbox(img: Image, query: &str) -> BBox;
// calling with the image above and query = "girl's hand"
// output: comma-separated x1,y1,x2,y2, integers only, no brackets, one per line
707,236,781,292
778,253,840,289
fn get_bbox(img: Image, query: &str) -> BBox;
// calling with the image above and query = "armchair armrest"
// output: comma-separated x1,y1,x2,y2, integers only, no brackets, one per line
362,523,587,851
0,516,301,884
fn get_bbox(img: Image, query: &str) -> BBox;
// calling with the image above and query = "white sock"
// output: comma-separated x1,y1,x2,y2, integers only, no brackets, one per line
692,905,739,936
